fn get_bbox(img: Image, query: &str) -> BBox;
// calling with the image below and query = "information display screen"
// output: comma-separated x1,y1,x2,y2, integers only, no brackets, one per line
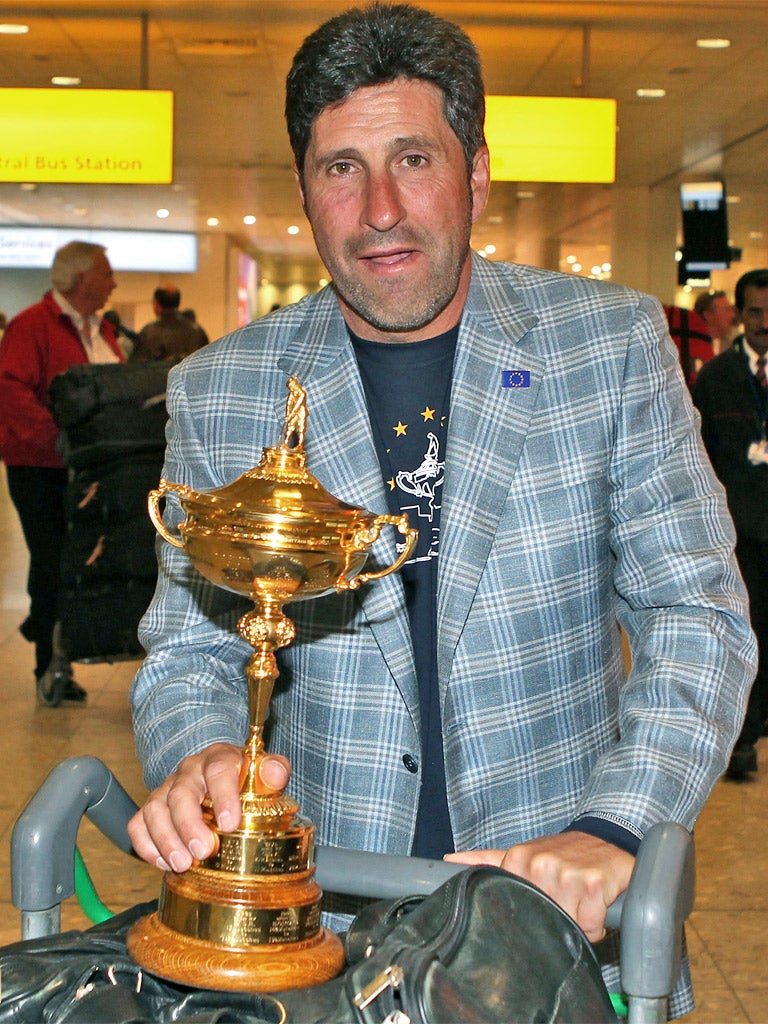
680,180,730,272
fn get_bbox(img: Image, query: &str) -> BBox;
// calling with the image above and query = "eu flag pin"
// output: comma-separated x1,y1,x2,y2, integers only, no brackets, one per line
502,369,531,389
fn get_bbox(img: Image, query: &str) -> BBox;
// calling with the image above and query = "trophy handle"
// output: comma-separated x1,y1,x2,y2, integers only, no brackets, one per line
148,478,190,549
341,513,418,589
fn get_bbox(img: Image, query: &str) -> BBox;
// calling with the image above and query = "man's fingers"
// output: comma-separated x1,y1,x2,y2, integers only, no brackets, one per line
127,807,166,869
128,743,244,872
200,746,244,833
444,849,505,867
510,850,608,940
258,753,291,792
448,834,633,945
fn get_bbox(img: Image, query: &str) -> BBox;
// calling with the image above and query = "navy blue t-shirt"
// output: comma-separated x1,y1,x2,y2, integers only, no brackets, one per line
352,326,458,858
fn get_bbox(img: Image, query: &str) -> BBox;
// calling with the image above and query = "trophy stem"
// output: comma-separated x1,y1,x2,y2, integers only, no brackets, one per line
238,599,295,766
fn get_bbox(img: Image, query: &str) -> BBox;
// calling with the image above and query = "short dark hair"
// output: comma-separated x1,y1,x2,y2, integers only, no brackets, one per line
153,286,181,310
693,290,726,317
735,269,768,312
285,2,486,182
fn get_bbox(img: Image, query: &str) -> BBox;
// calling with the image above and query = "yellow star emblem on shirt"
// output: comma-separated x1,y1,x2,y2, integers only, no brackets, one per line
393,421,408,436
421,406,435,421
387,477,396,490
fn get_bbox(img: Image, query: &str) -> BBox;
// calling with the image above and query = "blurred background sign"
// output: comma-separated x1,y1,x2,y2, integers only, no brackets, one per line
0,88,173,184
485,96,617,183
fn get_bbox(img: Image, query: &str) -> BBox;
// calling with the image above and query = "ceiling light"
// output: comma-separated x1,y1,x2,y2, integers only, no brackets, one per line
287,225,300,235
51,76,81,87
19,182,36,191
243,215,256,225
696,38,730,49
636,88,666,99
156,208,170,219
485,243,496,255
571,263,582,273
206,217,219,227
0,23,29,34
516,191,535,200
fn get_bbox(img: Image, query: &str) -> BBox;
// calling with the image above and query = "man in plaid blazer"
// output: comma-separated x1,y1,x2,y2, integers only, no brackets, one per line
128,4,754,1012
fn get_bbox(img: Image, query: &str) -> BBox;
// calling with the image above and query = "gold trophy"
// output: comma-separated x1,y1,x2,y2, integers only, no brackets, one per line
127,378,417,992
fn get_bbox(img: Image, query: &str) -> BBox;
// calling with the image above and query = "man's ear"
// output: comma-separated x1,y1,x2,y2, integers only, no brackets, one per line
294,164,308,215
470,145,491,223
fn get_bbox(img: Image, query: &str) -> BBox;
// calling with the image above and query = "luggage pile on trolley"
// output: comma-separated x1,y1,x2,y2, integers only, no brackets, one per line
49,360,173,663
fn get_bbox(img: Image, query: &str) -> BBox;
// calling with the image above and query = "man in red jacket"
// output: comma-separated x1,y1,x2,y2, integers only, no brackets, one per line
0,240,123,705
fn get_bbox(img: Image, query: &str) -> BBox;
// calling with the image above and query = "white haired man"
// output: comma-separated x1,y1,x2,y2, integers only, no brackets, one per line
0,240,122,704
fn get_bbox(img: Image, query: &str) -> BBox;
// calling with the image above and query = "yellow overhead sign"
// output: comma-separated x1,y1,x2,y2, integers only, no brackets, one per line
485,96,616,183
0,88,173,183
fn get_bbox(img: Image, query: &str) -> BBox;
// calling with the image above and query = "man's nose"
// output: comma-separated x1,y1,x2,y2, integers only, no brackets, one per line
362,170,405,231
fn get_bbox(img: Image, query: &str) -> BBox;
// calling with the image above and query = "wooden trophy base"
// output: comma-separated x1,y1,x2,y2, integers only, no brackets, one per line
127,910,344,991
127,808,346,992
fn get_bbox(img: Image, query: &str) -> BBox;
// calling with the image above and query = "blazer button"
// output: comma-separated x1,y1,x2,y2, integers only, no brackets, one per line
402,754,418,773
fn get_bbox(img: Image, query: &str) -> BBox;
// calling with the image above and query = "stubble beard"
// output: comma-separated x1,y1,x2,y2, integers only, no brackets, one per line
320,211,473,336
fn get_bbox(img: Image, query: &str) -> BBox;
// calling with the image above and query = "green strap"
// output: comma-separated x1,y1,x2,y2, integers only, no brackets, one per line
74,846,114,924
610,991,629,1017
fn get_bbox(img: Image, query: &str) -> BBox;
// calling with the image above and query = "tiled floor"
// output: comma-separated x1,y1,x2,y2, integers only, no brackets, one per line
0,461,766,1020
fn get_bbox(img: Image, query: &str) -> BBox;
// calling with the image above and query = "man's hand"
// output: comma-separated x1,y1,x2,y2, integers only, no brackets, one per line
127,744,290,873
445,831,635,943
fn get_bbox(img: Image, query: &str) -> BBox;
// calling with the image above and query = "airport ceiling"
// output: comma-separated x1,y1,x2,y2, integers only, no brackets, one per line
1,0,767,285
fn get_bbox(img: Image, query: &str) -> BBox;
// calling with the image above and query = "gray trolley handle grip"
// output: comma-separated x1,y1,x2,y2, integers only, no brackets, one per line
316,822,692,936
314,847,628,928
11,756,138,918
619,821,695,1002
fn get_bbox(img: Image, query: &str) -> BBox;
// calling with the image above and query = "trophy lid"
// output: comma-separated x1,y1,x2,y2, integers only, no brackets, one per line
174,379,373,531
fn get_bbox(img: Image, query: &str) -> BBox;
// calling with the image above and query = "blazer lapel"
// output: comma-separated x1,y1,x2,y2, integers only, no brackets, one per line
277,297,419,714
437,264,545,686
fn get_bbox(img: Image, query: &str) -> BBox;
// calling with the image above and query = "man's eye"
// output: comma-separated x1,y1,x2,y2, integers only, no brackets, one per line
330,161,353,175
403,154,426,168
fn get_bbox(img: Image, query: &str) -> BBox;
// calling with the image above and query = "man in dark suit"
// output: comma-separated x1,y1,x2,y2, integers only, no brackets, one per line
693,268,768,778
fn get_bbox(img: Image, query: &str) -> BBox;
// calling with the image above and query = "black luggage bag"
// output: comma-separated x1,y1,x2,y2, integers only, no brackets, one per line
49,361,173,661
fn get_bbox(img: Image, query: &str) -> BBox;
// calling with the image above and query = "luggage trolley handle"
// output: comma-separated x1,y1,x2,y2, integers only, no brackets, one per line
11,756,693,1022
11,756,138,939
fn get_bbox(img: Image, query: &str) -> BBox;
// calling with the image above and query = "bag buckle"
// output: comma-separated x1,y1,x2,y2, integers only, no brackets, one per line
353,964,404,1011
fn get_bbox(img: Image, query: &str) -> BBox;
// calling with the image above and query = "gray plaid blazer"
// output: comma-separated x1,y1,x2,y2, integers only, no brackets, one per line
133,253,754,857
